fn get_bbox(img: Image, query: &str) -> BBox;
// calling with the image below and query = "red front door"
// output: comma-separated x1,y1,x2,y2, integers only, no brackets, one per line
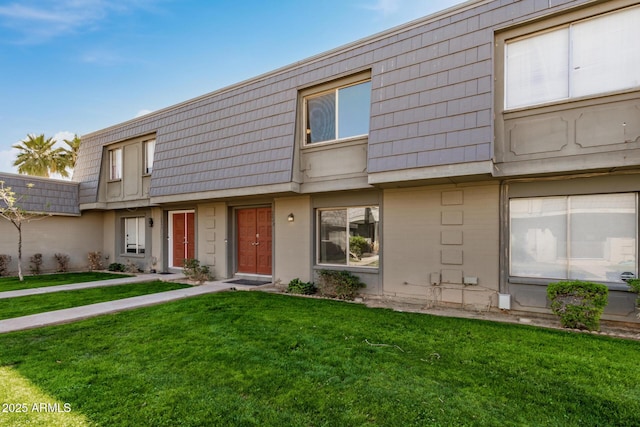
172,212,195,268
237,207,272,275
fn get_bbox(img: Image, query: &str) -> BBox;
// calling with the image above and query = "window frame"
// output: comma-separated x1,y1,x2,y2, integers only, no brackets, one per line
144,139,155,175
501,3,640,111
109,147,122,181
508,192,638,284
123,216,146,255
315,205,380,268
301,72,372,147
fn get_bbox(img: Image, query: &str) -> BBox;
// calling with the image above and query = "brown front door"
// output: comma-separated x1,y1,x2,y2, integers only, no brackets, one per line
172,211,195,268
237,207,272,275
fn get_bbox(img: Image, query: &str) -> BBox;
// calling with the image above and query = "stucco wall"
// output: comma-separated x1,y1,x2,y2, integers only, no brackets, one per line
382,182,499,309
197,202,228,279
274,196,312,285
0,212,104,275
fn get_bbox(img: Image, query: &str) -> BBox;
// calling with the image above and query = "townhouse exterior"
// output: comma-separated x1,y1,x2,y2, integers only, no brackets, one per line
1,0,639,323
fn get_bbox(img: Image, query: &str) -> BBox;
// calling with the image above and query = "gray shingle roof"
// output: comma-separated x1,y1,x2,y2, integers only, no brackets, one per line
74,0,591,204
0,173,80,216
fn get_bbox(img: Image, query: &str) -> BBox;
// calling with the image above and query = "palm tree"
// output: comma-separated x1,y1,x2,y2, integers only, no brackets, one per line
12,134,57,177
12,133,80,178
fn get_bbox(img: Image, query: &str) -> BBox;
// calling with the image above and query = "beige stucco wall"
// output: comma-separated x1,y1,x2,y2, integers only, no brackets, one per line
197,202,228,279
274,196,312,285
0,211,104,275
382,182,500,309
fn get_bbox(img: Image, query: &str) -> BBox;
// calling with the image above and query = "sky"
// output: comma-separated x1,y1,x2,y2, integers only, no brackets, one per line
0,0,466,175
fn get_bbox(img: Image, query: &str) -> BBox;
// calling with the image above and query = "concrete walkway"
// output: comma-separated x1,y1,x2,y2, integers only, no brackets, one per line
0,274,234,334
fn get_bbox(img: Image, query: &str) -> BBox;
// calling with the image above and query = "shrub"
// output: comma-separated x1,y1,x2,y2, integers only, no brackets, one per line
54,253,70,272
626,279,640,309
0,255,11,276
349,236,370,259
107,262,126,272
316,269,365,300
29,253,43,275
183,258,213,284
287,278,316,295
125,259,141,274
547,281,609,331
88,251,104,271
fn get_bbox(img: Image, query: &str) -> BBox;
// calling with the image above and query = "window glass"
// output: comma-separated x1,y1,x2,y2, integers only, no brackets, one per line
318,206,379,267
506,28,569,109
505,5,640,109
124,217,145,254
338,81,371,139
510,194,637,283
144,139,155,174
307,92,336,144
109,148,122,180
305,80,371,144
571,6,640,97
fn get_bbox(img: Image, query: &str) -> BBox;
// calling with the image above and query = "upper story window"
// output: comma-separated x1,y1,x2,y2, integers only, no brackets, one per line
505,5,640,109
144,139,155,175
304,79,371,145
109,147,122,181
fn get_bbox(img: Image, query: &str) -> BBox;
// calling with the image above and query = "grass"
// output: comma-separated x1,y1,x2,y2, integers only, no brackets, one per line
0,281,190,320
0,291,639,426
0,272,133,292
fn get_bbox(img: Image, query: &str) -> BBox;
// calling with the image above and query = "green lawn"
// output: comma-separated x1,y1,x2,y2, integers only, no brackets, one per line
0,281,190,320
0,291,639,426
0,272,133,292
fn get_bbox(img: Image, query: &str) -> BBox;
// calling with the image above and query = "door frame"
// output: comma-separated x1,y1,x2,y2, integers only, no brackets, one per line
233,205,273,278
168,209,195,269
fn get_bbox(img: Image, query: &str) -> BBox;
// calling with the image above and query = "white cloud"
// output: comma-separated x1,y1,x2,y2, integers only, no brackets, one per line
0,0,163,43
361,0,401,15
0,147,19,174
135,109,153,118
52,130,76,148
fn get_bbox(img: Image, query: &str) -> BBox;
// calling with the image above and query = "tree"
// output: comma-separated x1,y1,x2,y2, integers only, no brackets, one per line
12,133,80,178
0,181,49,281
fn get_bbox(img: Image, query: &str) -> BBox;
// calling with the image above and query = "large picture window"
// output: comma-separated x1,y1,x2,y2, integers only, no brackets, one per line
317,206,379,267
305,80,371,144
124,217,146,254
505,5,640,109
510,194,637,283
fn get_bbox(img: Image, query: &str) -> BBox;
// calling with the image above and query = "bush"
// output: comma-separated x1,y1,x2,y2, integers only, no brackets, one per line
107,262,126,272
183,258,213,284
349,236,370,259
287,278,316,295
54,253,70,273
547,281,609,331
88,251,103,271
316,269,365,300
29,253,43,275
125,259,141,274
626,279,640,308
0,254,11,276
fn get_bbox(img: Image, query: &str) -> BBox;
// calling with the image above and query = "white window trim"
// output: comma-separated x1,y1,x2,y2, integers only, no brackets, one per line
301,73,372,147
109,147,122,181
123,216,146,255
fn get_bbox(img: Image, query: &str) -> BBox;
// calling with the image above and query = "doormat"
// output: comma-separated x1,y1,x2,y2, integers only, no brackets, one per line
225,279,271,286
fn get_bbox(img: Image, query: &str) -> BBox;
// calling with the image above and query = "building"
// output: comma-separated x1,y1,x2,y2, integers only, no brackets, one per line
2,0,638,323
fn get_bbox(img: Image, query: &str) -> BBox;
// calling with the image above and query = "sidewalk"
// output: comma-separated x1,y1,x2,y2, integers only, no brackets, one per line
0,274,234,334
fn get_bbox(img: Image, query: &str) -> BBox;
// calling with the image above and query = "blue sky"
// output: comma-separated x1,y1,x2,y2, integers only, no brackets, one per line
0,0,465,174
